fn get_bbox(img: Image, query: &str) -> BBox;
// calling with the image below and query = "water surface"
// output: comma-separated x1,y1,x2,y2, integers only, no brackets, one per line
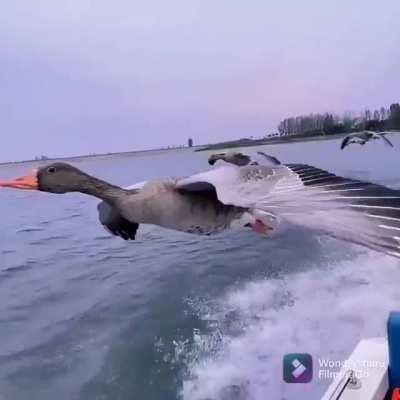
1,137,400,400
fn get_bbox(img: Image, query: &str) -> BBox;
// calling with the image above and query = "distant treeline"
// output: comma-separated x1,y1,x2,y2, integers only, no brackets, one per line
278,102,400,136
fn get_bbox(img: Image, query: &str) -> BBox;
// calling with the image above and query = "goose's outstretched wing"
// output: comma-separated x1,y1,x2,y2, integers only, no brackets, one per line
97,202,139,240
177,164,400,258
97,181,147,240
379,133,394,147
256,151,281,165
340,134,358,150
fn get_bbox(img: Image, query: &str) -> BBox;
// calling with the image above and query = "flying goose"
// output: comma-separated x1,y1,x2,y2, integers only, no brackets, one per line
340,131,394,150
208,151,252,166
208,151,281,166
1,161,400,258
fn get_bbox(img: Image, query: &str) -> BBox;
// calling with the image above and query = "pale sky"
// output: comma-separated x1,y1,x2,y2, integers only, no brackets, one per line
1,0,399,162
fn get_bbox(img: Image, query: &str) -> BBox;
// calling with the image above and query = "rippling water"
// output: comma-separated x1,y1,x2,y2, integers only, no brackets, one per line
1,137,400,400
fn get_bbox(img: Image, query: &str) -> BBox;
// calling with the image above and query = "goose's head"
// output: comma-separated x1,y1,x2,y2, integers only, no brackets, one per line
0,163,96,194
208,153,227,165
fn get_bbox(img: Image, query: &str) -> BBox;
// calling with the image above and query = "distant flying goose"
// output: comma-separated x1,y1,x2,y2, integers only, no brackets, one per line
341,131,394,150
2,161,400,258
208,151,281,166
208,151,252,166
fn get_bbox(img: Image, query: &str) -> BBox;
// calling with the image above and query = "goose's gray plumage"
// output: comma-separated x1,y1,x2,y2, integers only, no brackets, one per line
95,179,248,238
97,180,147,240
341,130,394,150
97,201,139,240
115,180,248,236
101,151,282,238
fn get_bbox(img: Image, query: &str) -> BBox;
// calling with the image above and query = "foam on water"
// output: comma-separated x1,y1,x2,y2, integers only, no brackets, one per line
181,251,400,400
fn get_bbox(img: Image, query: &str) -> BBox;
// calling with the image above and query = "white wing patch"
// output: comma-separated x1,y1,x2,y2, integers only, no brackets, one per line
125,181,148,190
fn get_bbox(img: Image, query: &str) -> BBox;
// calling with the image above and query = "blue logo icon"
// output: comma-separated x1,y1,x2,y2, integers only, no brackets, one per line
283,353,313,383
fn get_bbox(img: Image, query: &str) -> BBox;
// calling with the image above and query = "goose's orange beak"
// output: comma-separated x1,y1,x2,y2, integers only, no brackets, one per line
0,171,38,190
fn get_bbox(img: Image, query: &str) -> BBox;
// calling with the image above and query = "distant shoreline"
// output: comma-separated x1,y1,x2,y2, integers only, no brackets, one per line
0,146,194,167
195,132,348,152
2,130,399,167
195,130,400,152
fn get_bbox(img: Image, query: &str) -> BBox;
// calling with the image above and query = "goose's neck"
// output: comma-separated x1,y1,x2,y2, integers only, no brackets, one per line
77,175,127,206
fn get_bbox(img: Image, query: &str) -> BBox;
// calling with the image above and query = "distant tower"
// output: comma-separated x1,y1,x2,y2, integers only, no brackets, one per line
188,138,193,147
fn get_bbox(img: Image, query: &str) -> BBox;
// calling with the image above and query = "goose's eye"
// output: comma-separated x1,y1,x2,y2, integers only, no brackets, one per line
47,167,56,174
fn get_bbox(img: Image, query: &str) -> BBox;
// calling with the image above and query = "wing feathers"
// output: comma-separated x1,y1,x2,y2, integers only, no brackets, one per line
276,164,400,258
97,201,139,240
380,134,394,147
95,181,146,240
